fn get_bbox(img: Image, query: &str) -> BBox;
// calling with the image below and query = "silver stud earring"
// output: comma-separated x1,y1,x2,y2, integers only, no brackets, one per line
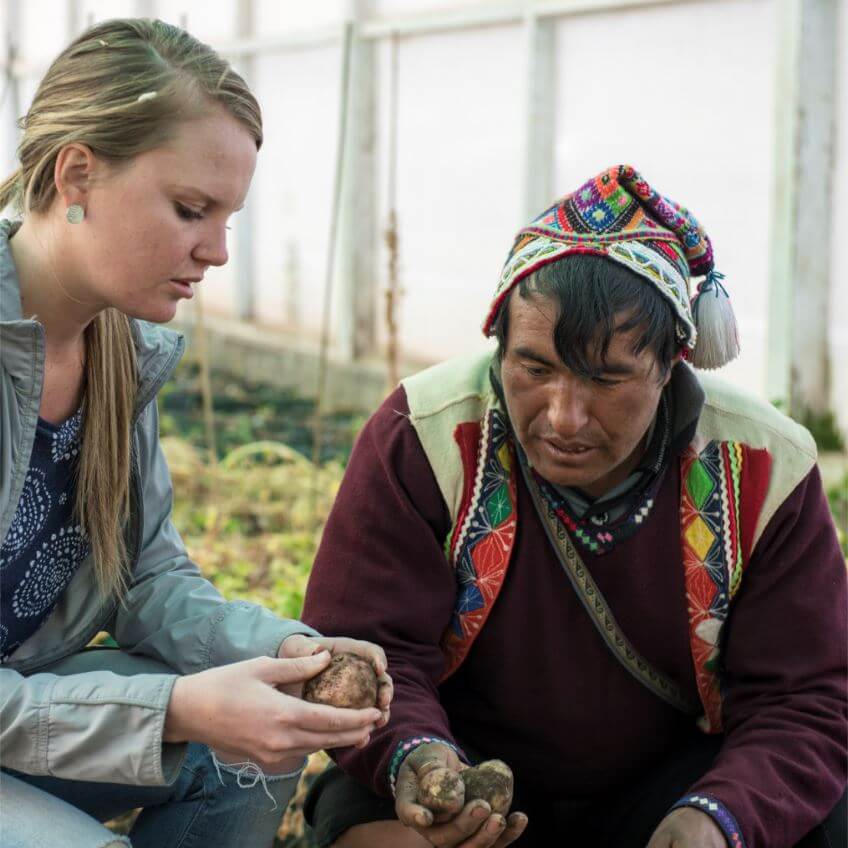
66,204,85,224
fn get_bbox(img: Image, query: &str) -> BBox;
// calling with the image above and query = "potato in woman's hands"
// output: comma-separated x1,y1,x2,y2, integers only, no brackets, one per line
461,759,514,815
302,652,378,709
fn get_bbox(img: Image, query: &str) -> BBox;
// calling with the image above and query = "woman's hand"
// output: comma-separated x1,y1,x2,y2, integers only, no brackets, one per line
163,652,382,773
279,633,394,726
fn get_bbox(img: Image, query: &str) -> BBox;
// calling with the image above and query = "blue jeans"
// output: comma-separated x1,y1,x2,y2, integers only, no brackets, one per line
1,649,301,848
2,743,298,848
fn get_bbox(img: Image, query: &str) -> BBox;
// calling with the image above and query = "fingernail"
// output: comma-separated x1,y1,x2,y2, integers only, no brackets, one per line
487,816,506,834
472,805,488,820
416,812,431,827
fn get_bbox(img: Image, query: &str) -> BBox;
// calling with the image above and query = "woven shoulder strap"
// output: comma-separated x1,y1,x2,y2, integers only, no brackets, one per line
519,456,700,716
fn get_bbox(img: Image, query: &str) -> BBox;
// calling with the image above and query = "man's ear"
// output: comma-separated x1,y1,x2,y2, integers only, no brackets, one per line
53,143,98,213
662,350,684,387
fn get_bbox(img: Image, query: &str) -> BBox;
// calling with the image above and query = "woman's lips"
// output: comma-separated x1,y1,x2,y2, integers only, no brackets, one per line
170,279,195,299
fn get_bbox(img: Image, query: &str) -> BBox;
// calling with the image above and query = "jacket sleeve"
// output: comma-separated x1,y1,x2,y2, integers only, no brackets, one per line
677,466,848,848
301,387,462,797
111,399,318,670
0,665,184,783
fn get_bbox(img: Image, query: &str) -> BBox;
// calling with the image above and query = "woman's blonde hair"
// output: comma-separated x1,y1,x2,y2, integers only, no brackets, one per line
0,19,262,599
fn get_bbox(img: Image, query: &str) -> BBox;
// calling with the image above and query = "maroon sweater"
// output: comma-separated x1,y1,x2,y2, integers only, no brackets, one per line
302,387,847,848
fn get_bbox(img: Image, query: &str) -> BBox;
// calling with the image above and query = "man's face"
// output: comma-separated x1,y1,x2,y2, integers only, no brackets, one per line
500,290,674,497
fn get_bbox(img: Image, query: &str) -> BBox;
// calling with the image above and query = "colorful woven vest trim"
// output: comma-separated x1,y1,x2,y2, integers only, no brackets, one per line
680,438,771,732
441,411,772,731
441,407,518,681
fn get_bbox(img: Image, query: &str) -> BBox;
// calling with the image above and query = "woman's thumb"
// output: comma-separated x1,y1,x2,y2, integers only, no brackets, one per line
262,650,331,684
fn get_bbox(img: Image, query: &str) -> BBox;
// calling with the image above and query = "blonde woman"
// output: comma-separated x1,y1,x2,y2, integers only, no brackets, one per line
0,19,391,848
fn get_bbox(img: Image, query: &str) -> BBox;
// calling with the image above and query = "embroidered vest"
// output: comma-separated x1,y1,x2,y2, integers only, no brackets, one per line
403,353,817,733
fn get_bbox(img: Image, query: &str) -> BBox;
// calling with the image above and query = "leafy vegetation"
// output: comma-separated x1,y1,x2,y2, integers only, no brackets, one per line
828,474,848,557
159,359,363,465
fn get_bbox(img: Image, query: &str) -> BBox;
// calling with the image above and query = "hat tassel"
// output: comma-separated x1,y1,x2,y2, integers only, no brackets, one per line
690,271,740,370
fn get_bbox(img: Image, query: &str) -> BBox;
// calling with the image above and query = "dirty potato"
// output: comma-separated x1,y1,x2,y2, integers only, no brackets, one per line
417,767,465,814
302,652,378,709
461,760,513,815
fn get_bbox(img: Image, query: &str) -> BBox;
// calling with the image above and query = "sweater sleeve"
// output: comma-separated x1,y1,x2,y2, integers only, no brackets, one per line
301,387,462,797
680,465,847,848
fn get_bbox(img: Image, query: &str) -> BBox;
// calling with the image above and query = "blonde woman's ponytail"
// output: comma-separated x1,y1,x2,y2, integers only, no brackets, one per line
78,310,137,597
0,169,23,214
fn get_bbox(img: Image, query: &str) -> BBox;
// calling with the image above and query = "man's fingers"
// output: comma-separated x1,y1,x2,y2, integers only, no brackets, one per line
277,633,326,659
405,741,457,774
494,812,528,846
417,801,499,847
377,674,393,709
395,770,432,828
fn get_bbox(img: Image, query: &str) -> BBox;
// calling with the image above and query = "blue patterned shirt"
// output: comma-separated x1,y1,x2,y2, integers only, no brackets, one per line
0,410,88,661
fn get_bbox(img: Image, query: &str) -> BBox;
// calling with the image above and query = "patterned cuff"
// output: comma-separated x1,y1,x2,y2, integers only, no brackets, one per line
670,794,746,848
388,736,464,797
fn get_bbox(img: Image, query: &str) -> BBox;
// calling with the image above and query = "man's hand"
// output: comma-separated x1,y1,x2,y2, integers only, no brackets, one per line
395,742,528,847
163,653,382,774
279,633,393,726
647,807,727,848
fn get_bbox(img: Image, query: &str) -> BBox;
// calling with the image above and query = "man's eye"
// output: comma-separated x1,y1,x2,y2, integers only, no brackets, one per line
175,202,203,221
591,376,621,387
524,365,546,378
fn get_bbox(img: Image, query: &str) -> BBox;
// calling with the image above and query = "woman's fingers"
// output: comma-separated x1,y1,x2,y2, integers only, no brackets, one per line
258,652,332,685
289,698,382,733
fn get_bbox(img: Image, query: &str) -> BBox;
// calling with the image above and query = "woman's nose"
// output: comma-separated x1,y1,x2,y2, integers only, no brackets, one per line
193,225,229,267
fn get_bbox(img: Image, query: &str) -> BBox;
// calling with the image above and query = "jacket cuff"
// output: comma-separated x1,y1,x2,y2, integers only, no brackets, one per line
205,601,320,668
670,793,746,848
388,736,466,798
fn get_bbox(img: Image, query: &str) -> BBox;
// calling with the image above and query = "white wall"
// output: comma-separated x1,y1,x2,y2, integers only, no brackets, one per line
2,0,846,427
551,0,777,400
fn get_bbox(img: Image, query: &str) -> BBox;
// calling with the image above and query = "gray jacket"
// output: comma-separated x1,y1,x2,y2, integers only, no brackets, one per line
0,219,316,785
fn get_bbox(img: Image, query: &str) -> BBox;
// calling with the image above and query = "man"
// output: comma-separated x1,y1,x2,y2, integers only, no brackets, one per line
301,165,847,847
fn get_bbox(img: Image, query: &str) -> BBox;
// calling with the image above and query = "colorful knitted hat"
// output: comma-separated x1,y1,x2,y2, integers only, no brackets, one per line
484,164,739,369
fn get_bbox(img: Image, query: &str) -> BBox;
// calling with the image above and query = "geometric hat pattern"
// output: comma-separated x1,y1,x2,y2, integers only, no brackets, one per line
483,164,716,351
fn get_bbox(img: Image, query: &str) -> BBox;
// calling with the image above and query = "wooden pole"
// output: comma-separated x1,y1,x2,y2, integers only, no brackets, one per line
383,31,401,392
312,20,355,466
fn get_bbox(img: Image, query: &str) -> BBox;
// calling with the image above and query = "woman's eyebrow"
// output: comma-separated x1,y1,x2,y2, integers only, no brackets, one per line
170,185,244,212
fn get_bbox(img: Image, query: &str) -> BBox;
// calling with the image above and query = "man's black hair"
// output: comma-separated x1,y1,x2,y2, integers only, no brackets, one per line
492,253,679,379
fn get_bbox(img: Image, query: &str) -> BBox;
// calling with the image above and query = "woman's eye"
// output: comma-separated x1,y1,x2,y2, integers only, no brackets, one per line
175,202,203,221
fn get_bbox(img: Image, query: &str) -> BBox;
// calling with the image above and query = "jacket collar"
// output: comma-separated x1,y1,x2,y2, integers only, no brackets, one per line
0,218,184,405
0,218,23,321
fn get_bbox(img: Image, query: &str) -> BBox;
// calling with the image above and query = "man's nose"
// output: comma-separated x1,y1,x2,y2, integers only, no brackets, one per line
547,381,590,437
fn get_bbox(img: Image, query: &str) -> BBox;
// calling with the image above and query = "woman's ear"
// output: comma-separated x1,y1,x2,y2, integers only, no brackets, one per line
53,143,97,214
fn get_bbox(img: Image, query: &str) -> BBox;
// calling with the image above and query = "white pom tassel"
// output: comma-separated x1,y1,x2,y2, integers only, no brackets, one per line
690,271,740,370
